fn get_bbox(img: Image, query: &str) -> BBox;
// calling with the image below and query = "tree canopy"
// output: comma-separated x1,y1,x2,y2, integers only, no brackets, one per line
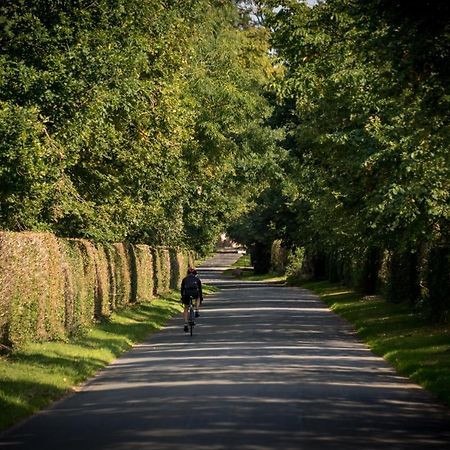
228,0,449,317
1,1,449,316
0,0,280,253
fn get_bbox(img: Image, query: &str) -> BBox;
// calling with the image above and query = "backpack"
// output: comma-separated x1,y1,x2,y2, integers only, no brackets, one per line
184,275,199,298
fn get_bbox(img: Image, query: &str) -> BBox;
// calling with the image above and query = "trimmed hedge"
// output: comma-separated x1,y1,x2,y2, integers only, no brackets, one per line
0,232,194,348
59,239,94,336
0,233,65,346
270,240,288,274
158,248,171,294
169,248,189,290
134,245,154,302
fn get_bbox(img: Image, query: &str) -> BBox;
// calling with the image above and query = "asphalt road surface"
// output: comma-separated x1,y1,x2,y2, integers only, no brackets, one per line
1,252,449,449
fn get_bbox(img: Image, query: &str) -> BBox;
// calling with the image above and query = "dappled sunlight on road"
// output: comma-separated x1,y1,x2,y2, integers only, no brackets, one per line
1,253,449,450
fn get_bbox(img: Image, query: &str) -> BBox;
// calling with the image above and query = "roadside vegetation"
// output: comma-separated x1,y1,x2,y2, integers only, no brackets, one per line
229,2,449,408
229,0,450,322
1,0,449,430
226,253,286,282
0,1,280,256
232,254,252,268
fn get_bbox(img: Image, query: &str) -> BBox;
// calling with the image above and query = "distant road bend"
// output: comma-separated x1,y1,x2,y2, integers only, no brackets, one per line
1,252,449,449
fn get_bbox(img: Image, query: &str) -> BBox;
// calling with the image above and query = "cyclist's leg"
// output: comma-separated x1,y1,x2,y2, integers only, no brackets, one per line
194,296,200,317
182,297,189,331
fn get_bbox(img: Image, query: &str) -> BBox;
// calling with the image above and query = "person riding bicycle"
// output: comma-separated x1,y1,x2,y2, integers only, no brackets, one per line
181,267,203,333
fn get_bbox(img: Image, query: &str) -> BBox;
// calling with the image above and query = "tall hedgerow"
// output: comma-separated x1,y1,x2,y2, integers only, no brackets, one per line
0,232,194,348
0,233,65,346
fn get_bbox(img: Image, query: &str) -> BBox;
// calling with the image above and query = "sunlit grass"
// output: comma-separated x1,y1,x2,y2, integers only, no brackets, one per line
217,251,288,281
232,253,251,268
300,280,450,407
241,273,286,283
223,266,286,283
0,290,187,431
203,285,220,295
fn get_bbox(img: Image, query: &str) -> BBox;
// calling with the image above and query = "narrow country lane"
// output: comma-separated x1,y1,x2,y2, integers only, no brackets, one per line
1,252,449,449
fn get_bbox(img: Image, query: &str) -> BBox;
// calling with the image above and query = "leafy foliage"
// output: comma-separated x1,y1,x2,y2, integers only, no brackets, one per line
231,0,450,318
0,1,279,254
263,0,449,252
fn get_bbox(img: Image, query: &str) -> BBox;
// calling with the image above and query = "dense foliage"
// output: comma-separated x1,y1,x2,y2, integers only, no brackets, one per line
0,231,192,348
229,0,449,319
0,0,279,254
2,1,449,318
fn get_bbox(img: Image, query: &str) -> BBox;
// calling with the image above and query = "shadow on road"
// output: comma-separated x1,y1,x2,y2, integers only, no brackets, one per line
1,253,450,450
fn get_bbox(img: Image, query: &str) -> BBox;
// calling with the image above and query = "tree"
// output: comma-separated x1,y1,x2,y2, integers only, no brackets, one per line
0,1,281,255
246,0,450,316
180,1,283,254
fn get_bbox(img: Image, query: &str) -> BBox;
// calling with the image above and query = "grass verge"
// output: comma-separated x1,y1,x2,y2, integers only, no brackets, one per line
225,254,286,283
0,288,219,432
299,280,450,407
232,253,251,268
223,267,286,283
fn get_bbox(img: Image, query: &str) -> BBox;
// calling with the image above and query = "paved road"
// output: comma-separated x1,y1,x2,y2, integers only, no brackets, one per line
1,252,450,449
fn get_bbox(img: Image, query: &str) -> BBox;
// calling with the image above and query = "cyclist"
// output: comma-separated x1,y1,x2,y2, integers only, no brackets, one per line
181,267,203,332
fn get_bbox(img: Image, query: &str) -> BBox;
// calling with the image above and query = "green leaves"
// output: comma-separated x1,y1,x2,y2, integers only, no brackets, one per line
0,1,280,254
260,0,450,253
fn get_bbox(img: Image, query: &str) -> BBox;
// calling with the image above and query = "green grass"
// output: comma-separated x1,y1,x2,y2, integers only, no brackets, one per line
203,285,219,295
299,280,450,407
232,253,251,268
224,266,287,283
229,254,287,282
0,290,189,432
225,254,287,283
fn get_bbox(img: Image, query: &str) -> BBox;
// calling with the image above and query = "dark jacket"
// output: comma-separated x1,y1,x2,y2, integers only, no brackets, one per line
181,273,203,301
